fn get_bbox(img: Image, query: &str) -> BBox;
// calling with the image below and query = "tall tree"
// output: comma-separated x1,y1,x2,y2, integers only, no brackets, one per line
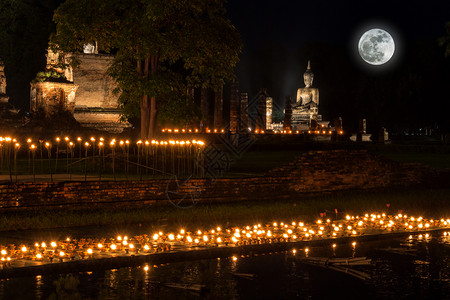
52,0,241,139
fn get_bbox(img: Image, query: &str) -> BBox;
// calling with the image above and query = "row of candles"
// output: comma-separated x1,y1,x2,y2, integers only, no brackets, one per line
0,136,205,151
0,212,449,267
0,136,207,179
161,128,344,135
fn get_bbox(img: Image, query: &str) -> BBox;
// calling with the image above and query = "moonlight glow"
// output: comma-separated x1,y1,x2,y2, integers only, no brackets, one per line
358,29,395,65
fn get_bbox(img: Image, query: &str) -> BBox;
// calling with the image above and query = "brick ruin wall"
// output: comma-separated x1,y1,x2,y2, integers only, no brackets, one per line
72,54,118,109
71,54,130,132
0,150,447,210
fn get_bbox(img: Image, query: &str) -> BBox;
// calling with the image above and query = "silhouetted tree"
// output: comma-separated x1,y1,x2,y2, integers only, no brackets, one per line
53,0,241,139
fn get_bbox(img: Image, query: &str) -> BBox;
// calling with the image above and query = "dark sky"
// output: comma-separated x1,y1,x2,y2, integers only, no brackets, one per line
225,0,450,121
2,0,449,132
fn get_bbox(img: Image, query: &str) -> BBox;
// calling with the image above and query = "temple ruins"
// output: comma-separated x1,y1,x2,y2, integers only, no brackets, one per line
30,45,130,133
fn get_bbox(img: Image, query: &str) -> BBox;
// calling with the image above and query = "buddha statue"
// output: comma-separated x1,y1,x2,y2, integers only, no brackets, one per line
293,61,319,114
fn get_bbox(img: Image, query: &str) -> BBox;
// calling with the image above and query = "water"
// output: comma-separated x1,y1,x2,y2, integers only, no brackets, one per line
1,234,450,299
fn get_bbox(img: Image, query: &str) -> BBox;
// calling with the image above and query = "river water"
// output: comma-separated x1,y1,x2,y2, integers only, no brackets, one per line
1,233,449,299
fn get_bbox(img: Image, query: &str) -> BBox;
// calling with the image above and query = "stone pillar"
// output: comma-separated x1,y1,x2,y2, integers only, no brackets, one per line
240,92,249,132
283,96,292,130
357,118,366,142
0,61,6,96
214,85,224,130
200,87,209,131
335,117,343,132
256,88,266,131
358,119,366,134
378,127,389,143
266,97,273,130
230,82,240,134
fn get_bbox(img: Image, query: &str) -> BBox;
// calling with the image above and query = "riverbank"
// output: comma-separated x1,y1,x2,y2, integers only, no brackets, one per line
0,188,449,238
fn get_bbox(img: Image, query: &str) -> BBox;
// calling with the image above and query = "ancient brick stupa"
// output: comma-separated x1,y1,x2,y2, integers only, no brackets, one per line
29,45,130,133
0,61,20,128
29,49,78,118
0,61,8,104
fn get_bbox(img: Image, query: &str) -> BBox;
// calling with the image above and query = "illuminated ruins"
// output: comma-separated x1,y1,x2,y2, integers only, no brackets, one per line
30,45,130,133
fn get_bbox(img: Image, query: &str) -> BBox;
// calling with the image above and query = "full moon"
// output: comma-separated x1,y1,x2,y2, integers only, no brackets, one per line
358,28,395,65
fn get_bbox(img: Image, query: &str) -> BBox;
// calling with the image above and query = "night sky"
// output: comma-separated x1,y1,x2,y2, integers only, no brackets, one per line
226,0,450,132
1,1,449,133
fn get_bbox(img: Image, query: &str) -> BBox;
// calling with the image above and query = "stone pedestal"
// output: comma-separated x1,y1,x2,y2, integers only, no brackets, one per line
73,108,130,133
291,108,322,131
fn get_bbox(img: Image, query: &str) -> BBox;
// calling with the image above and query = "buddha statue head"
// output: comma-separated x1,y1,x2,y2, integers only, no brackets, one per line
303,60,314,88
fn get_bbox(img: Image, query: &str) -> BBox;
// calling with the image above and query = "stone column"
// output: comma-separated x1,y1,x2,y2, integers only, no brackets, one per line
200,87,209,131
378,127,389,143
0,61,6,95
0,61,9,105
230,82,240,134
240,92,249,132
266,97,273,130
283,96,292,130
213,85,224,130
335,117,343,131
358,119,366,134
357,118,366,142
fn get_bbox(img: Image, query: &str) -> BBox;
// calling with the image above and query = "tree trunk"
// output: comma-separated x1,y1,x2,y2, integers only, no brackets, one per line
214,84,224,130
139,53,158,140
147,54,158,140
140,95,150,139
